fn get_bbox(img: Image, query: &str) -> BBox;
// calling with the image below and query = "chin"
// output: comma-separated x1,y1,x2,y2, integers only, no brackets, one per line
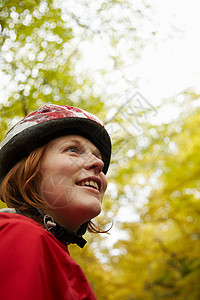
88,201,102,217
75,204,102,229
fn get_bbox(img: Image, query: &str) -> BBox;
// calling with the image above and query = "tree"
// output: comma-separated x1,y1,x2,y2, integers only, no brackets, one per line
100,92,200,299
0,0,108,138
0,0,160,136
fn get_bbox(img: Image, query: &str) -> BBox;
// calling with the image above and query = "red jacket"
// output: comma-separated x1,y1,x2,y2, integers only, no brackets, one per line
0,213,97,300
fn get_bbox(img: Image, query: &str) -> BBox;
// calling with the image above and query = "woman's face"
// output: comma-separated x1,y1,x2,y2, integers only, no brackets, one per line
39,135,108,232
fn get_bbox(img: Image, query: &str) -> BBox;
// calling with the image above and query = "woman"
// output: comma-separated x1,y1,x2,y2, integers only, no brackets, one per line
0,104,111,300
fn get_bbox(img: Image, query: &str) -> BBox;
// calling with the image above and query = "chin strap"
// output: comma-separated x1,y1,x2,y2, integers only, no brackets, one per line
43,215,87,248
51,221,87,248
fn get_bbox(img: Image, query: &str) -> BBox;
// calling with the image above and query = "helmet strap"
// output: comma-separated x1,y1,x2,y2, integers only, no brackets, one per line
16,209,87,248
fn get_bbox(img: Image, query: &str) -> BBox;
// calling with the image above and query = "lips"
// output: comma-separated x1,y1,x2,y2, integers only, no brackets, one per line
76,176,102,191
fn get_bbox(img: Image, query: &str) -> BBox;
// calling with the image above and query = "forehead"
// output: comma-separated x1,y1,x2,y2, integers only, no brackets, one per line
46,134,101,155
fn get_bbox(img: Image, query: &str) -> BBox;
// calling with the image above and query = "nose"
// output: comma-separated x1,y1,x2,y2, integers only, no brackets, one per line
83,153,104,174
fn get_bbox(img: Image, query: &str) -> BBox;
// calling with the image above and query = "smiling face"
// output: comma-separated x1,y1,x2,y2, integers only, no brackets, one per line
39,135,108,232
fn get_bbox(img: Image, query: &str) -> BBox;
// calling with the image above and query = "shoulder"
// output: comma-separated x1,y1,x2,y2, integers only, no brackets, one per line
0,212,44,236
0,212,71,270
0,213,97,299
0,212,67,252
0,213,46,253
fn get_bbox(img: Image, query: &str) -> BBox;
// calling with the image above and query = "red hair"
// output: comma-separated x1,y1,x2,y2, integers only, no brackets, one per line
0,145,48,224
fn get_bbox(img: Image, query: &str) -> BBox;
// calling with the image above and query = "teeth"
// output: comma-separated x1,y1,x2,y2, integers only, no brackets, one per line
79,180,99,190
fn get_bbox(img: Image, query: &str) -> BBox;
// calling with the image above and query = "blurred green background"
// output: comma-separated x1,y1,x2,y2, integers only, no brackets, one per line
0,1,200,299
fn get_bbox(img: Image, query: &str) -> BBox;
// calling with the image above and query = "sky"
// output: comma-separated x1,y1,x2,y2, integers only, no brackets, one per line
79,0,200,107
137,0,200,102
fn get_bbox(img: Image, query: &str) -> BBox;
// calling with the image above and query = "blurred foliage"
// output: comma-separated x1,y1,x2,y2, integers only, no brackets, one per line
0,0,160,136
0,0,200,299
0,0,107,135
94,95,200,299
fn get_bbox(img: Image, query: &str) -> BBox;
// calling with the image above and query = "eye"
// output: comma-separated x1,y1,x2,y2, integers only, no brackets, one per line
65,146,79,154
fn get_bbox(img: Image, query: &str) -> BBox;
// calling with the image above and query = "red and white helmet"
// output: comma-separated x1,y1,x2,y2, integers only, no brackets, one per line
0,104,111,182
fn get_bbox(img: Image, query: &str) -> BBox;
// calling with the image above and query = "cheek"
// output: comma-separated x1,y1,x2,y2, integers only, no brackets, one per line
39,171,78,208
